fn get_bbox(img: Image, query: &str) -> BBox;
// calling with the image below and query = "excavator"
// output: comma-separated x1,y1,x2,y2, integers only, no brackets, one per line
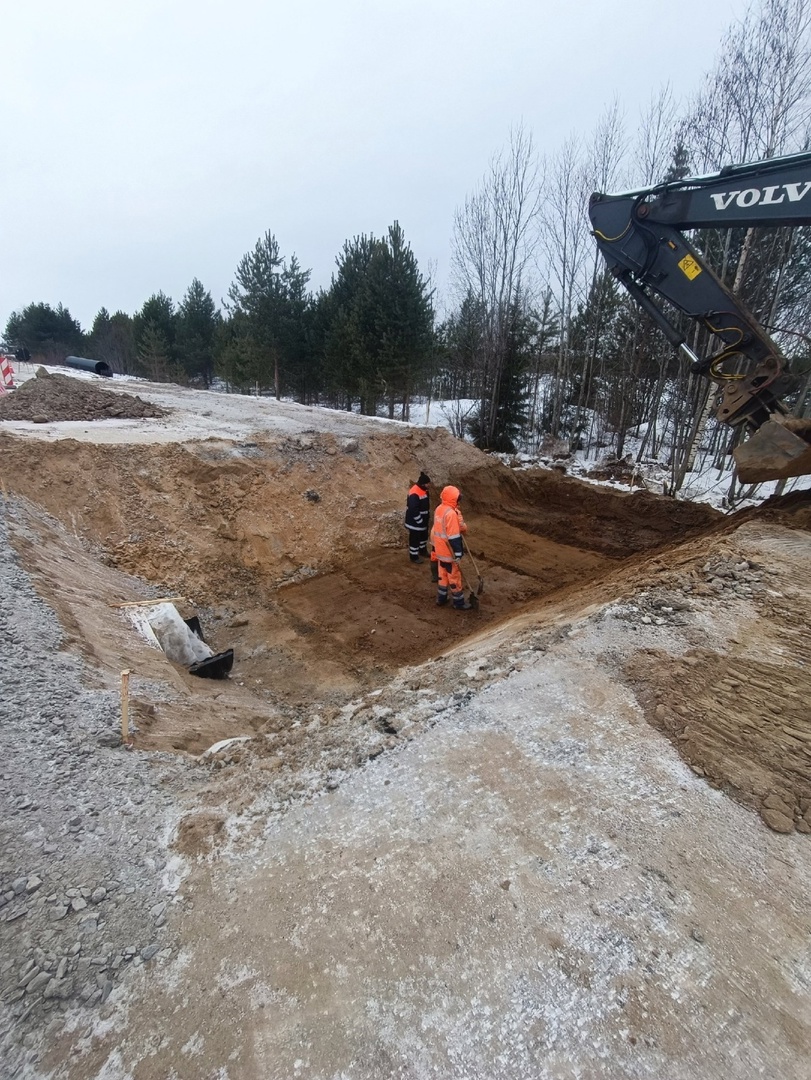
589,151,811,484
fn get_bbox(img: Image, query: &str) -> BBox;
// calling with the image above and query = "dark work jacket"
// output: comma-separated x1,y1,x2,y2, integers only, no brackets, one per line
405,484,430,532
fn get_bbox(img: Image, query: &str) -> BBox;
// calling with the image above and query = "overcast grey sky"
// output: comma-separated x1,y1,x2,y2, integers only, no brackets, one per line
2,0,740,333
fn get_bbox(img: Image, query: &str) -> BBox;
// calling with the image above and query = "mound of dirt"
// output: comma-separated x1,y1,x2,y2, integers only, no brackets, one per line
0,368,168,422
737,485,811,532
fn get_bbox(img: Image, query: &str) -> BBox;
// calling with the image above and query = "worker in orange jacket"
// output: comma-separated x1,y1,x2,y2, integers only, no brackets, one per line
430,485,472,610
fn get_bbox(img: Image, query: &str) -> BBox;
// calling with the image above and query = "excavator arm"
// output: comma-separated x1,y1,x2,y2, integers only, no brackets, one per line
589,151,811,483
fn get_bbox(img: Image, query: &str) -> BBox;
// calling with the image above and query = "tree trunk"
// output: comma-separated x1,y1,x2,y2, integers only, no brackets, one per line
673,383,712,493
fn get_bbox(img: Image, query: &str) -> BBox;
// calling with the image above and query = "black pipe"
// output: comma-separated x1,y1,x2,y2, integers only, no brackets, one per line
65,355,113,378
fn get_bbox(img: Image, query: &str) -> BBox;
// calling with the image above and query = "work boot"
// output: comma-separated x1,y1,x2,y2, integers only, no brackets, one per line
410,556,424,565
436,588,448,607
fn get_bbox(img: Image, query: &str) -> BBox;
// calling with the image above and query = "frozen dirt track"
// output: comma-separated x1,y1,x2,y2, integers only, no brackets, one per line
1,370,810,1079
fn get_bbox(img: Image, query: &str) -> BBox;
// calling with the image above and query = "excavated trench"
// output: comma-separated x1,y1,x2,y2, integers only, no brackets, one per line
0,428,724,756
4,373,811,837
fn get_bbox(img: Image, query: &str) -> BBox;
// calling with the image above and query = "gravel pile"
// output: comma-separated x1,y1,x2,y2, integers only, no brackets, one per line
0,497,188,1076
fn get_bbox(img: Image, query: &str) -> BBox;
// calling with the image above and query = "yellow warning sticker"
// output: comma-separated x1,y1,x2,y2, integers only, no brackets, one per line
678,254,702,280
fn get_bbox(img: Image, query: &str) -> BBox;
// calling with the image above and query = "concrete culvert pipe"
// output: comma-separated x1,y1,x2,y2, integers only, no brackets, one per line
65,355,113,377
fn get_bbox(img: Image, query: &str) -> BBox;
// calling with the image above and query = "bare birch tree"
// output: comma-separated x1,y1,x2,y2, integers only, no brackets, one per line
451,124,543,448
575,103,629,446
540,135,593,438
635,85,679,185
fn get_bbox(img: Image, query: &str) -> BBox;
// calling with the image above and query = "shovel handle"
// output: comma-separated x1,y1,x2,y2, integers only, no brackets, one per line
462,536,480,571
462,537,484,592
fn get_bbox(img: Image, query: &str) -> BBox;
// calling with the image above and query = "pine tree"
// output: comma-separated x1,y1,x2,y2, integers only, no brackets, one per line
88,308,137,374
177,279,219,386
467,299,533,452
137,323,173,382
437,292,487,401
321,225,433,415
370,222,434,419
225,232,312,398
322,234,379,412
280,256,318,403
663,139,692,183
4,302,84,361
134,293,177,373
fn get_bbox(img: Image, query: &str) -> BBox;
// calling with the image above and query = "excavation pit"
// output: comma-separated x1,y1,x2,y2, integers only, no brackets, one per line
0,424,724,756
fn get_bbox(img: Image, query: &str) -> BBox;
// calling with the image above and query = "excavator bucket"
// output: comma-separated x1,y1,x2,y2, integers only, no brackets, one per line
733,421,811,484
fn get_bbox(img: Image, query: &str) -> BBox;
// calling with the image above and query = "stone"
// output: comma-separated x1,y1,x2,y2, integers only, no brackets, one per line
43,977,74,1000
140,944,160,961
762,794,793,818
760,808,794,834
26,971,51,995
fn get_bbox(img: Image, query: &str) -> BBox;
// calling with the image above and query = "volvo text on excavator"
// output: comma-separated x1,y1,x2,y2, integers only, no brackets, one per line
589,151,811,484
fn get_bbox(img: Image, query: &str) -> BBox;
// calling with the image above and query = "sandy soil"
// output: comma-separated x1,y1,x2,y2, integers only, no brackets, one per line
1,369,810,1079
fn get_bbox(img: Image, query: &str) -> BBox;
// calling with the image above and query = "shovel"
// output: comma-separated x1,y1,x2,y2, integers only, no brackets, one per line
462,538,484,595
457,563,480,610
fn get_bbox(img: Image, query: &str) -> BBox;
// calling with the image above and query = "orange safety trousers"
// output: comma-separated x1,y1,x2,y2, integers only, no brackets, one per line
436,558,463,596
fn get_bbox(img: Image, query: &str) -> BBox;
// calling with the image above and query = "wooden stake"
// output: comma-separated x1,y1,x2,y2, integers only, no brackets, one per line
120,670,131,744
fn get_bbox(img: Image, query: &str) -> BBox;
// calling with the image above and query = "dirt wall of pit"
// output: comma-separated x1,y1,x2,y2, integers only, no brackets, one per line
0,429,726,605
